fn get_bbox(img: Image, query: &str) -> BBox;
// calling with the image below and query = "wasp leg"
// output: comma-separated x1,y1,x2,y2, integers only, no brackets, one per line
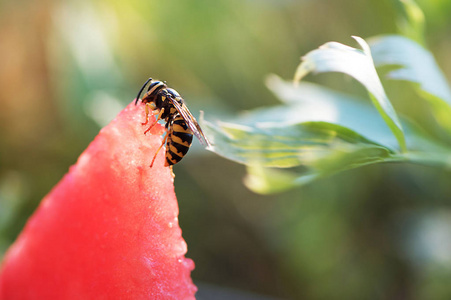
144,107,165,134
141,103,151,125
150,133,169,168
142,102,158,125
169,166,175,178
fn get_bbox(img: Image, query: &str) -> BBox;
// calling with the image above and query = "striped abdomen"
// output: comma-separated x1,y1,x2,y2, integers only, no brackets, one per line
165,115,193,166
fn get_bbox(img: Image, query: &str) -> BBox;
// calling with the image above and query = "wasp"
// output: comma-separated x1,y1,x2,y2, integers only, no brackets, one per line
135,78,211,167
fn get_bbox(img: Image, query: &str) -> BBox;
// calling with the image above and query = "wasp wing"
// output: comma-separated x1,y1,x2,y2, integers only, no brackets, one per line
168,97,211,148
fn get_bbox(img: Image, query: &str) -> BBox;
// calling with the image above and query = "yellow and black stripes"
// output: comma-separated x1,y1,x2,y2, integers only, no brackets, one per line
165,116,193,166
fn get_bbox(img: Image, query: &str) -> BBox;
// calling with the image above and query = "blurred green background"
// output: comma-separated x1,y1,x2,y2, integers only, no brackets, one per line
1,0,451,299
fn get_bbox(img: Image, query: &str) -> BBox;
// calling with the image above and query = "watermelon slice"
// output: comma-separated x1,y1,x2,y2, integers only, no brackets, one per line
0,102,197,299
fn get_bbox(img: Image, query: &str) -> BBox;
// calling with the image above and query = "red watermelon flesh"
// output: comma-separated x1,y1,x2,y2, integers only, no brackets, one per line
0,102,197,299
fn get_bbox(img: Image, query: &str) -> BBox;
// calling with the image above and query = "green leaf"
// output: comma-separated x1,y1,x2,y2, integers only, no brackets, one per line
368,35,451,135
203,76,448,194
204,118,393,169
265,76,449,153
203,75,404,194
266,75,400,151
294,36,407,152
243,143,396,194
201,34,451,194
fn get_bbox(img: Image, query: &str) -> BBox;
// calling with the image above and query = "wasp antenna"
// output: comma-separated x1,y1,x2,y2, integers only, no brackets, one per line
135,78,153,105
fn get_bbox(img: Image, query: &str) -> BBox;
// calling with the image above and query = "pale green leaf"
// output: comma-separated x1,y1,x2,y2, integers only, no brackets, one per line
266,75,399,151
202,77,402,180
202,76,449,194
243,144,398,194
204,119,393,169
368,35,451,134
294,36,406,152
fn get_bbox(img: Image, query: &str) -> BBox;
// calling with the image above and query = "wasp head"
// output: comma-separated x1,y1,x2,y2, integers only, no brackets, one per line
135,78,167,105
